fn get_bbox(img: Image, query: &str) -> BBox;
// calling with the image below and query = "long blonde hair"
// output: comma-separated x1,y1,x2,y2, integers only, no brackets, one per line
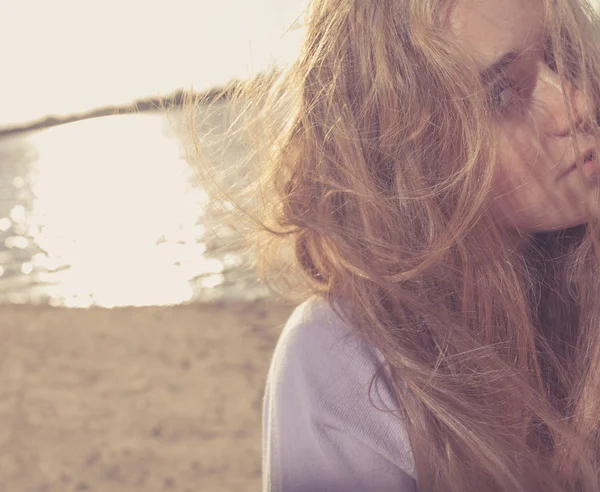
190,0,600,489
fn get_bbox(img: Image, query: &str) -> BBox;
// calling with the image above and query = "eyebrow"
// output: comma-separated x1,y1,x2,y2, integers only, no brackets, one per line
479,50,522,83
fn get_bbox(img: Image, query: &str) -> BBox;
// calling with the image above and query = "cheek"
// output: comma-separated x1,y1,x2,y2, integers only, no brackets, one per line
493,134,544,193
491,135,589,231
490,132,554,227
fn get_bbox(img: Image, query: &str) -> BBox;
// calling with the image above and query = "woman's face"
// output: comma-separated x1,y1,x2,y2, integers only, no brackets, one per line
450,0,599,232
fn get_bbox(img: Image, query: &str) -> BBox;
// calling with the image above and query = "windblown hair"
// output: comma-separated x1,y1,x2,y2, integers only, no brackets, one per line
191,0,600,489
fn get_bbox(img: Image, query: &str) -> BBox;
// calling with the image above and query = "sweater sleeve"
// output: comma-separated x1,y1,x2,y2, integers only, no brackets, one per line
262,298,417,492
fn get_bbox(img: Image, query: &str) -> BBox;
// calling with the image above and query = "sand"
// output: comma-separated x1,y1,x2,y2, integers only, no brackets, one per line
0,299,295,492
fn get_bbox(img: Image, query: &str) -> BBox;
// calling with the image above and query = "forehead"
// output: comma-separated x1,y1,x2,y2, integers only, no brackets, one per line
449,0,545,67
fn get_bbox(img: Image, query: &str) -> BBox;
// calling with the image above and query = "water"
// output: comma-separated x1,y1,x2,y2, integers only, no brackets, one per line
0,103,270,307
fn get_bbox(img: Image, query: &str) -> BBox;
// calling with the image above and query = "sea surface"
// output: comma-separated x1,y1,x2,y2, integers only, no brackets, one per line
0,102,270,307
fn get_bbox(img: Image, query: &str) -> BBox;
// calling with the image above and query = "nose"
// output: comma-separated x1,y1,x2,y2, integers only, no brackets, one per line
537,64,594,137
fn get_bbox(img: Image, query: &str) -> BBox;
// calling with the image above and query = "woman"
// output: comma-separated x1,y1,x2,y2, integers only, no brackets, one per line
206,0,600,489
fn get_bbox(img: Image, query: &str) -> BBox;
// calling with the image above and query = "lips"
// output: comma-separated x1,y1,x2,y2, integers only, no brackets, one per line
558,148,597,180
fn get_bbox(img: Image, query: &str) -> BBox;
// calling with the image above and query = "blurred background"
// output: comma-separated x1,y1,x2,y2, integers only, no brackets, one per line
0,1,306,491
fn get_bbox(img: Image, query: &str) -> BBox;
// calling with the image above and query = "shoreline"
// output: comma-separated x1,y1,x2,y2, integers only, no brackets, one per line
0,86,234,138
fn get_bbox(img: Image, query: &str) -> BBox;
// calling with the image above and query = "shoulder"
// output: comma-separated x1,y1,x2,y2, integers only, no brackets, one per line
266,296,416,481
270,297,388,396
272,296,372,370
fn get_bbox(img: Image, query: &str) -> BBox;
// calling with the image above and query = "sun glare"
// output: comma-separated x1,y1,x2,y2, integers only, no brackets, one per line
27,114,219,308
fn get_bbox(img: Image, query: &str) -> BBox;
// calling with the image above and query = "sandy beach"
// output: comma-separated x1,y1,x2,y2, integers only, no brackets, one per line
0,299,295,492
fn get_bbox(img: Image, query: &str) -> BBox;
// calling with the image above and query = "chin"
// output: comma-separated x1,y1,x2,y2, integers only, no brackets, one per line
527,218,588,234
